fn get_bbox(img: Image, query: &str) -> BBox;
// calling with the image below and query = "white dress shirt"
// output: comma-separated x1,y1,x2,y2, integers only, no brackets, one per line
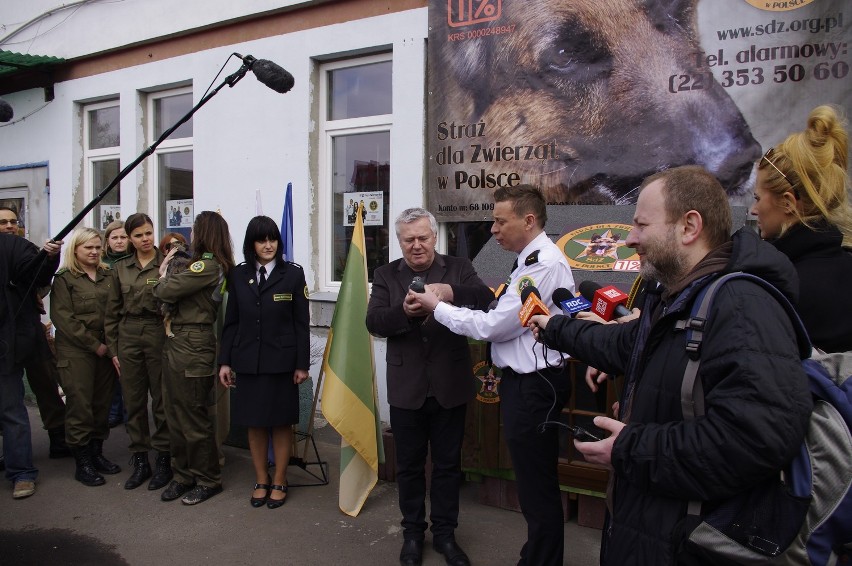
433,231,575,373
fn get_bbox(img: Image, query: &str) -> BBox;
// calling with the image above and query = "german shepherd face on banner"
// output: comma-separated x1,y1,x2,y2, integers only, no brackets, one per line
429,0,762,209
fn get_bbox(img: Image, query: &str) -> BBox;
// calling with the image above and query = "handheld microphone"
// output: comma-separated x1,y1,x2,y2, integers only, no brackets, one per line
409,276,425,293
234,53,295,94
552,288,592,317
578,281,631,321
0,98,13,122
519,285,549,326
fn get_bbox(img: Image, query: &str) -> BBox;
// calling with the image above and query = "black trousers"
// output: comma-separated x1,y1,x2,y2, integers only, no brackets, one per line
500,366,571,566
390,397,466,543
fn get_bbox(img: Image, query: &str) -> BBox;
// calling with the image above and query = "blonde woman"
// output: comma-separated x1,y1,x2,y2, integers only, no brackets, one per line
750,104,852,353
51,228,121,486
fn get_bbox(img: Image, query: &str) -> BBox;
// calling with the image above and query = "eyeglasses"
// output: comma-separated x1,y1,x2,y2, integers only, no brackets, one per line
0,219,19,226
761,147,800,199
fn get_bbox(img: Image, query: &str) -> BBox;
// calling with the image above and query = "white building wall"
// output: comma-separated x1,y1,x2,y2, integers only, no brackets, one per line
0,6,430,421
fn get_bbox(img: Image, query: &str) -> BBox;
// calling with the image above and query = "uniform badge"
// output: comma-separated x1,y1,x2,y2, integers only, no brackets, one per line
304,285,309,299
189,261,205,273
517,276,535,295
524,250,540,266
146,279,158,284
273,293,293,302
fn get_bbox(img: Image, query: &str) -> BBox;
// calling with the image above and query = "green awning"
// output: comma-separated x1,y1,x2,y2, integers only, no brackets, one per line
0,49,65,78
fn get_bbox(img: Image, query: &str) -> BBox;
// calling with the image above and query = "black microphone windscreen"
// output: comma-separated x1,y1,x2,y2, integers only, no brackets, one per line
552,287,573,305
0,99,13,122
520,285,541,304
578,280,602,302
252,59,294,94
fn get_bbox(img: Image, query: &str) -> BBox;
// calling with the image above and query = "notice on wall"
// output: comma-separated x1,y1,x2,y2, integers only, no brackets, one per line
100,205,121,229
344,191,384,226
427,0,851,221
166,199,194,229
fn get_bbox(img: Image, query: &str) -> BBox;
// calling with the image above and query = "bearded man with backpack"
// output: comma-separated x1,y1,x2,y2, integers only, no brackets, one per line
528,165,813,565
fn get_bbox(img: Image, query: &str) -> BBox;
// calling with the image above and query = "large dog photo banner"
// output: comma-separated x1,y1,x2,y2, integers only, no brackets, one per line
427,0,851,221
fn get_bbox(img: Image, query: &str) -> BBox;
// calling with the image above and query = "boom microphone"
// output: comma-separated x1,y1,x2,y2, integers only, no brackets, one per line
552,287,592,317
519,285,549,326
578,281,631,321
0,98,13,122
234,53,295,94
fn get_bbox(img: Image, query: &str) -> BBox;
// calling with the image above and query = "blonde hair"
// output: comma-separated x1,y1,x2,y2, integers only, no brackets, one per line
62,227,108,275
758,104,852,245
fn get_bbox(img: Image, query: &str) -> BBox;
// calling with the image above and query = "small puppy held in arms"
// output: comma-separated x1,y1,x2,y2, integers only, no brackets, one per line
158,242,192,337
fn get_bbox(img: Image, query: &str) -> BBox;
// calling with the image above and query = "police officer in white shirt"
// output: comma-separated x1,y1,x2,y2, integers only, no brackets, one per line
414,185,575,566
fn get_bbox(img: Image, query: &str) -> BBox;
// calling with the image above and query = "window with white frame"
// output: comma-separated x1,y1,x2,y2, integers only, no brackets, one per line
83,101,120,230
148,87,193,242
319,54,392,288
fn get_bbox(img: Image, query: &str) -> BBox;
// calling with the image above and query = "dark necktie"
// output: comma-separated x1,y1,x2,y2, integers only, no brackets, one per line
258,266,267,289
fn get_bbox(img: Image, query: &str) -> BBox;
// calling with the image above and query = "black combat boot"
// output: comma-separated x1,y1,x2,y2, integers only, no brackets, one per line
148,451,174,490
73,445,106,487
90,439,121,474
48,426,71,458
124,452,152,490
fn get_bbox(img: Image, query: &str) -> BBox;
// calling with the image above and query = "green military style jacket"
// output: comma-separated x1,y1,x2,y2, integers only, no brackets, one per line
104,249,164,353
152,252,223,326
51,266,114,357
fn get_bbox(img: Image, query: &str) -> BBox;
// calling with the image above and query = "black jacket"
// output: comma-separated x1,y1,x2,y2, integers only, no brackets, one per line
541,228,812,566
0,234,60,372
771,221,852,353
219,261,310,375
366,254,494,410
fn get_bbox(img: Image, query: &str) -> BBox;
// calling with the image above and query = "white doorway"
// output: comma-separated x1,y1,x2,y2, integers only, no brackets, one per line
0,164,50,246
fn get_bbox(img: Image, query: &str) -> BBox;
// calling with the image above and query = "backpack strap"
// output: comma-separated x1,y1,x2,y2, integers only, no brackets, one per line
680,272,811,518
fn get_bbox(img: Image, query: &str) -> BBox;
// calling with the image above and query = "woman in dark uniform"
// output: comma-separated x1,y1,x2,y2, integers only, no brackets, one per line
51,228,122,486
104,213,173,492
153,211,233,505
218,215,310,509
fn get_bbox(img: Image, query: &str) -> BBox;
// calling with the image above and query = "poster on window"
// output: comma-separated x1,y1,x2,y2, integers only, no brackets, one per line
166,199,194,229
426,0,851,221
343,191,384,226
100,205,121,229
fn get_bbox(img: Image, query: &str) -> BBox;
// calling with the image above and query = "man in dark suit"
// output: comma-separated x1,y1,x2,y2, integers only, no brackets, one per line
366,208,493,566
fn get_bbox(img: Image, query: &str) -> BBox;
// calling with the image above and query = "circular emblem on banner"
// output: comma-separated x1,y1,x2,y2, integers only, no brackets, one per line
473,361,501,404
744,0,815,11
556,224,640,271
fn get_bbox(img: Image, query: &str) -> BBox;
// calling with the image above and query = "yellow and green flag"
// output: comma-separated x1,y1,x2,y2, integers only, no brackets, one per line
321,203,384,516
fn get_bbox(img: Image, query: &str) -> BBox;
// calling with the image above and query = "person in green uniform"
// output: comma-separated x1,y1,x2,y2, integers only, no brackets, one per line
51,227,122,487
102,220,130,429
104,213,173,492
153,211,234,505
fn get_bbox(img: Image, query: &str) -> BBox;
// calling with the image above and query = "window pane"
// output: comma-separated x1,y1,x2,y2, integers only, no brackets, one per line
88,106,120,149
155,94,193,140
157,151,194,242
92,159,121,229
447,222,493,261
332,132,390,282
328,61,392,120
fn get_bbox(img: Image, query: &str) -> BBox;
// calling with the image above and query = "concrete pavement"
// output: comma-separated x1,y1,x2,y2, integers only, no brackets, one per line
1,404,601,565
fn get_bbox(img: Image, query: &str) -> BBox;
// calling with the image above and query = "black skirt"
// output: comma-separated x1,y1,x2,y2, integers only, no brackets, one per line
231,372,300,427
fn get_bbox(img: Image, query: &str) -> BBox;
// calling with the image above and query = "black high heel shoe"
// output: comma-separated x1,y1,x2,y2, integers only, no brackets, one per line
267,484,288,509
250,478,271,508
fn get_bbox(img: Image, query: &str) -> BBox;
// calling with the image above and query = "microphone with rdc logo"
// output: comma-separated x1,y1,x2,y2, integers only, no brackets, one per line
552,288,592,317
518,285,550,326
579,281,631,321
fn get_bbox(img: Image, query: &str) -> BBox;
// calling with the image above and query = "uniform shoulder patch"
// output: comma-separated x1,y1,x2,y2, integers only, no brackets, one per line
517,276,535,295
524,250,540,266
201,252,214,260
304,285,309,299
55,268,67,276
189,261,205,273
